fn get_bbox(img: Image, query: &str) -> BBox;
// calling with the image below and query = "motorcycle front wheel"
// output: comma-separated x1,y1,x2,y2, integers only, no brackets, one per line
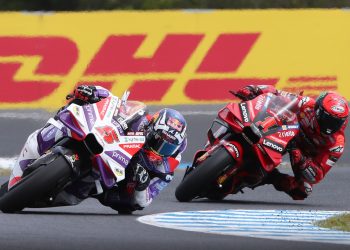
175,146,235,202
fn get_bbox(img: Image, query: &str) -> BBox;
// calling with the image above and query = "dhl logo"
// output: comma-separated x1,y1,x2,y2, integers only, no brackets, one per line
0,34,337,106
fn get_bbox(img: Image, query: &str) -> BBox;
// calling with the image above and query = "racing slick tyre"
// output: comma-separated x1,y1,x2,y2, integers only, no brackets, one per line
0,153,73,213
0,181,8,198
175,146,235,202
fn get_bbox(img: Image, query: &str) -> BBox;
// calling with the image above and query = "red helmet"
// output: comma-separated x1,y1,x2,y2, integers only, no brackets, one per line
314,92,349,135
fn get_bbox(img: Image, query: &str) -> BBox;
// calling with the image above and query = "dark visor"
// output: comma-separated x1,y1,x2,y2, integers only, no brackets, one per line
146,132,180,157
316,110,345,135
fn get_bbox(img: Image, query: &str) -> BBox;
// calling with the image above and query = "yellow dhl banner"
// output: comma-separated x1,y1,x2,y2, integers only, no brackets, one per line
0,10,349,109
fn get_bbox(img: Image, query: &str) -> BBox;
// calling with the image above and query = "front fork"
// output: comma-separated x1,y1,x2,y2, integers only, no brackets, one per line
187,140,244,187
216,140,243,187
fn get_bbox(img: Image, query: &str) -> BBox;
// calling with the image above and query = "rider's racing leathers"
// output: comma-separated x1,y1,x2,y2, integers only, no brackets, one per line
236,85,347,200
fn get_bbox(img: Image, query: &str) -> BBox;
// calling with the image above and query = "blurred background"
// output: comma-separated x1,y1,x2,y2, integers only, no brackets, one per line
0,0,349,166
2,0,350,11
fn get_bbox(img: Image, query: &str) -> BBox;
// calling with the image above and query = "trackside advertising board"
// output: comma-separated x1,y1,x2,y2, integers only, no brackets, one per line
0,10,349,109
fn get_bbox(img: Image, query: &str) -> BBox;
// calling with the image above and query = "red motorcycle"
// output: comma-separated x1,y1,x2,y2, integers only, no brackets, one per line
175,93,300,202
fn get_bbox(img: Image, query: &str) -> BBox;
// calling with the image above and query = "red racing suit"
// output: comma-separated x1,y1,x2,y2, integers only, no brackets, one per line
239,85,347,200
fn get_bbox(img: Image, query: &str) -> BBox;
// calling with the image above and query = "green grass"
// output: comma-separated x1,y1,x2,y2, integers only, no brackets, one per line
315,213,350,232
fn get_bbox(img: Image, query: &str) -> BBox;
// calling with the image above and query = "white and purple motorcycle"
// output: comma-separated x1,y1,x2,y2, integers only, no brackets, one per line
0,91,146,213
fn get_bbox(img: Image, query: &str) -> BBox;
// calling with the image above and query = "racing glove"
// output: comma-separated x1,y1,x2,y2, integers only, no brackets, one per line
287,181,313,200
289,148,305,168
289,144,323,184
133,164,150,191
234,85,262,101
67,85,101,103
298,159,324,184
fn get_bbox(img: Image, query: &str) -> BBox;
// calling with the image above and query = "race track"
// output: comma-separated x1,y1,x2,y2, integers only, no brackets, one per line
0,107,349,250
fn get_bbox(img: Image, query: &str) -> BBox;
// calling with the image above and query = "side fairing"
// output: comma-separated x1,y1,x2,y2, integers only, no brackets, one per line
59,96,146,186
220,93,299,171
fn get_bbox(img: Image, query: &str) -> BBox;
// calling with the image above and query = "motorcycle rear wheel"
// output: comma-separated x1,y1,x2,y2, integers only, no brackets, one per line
175,146,235,202
0,154,73,213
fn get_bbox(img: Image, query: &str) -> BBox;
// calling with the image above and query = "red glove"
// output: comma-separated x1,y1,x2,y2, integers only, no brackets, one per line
235,85,261,101
299,160,324,184
75,85,100,102
287,181,313,200
289,149,305,167
66,85,100,103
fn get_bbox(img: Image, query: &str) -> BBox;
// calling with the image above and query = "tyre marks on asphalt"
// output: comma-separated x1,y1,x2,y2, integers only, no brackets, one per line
138,210,350,245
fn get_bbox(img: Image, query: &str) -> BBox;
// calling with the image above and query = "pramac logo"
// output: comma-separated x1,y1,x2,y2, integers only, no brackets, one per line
0,34,337,105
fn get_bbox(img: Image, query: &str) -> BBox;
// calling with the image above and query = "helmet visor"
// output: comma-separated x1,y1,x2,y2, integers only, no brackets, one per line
146,132,181,157
316,109,345,134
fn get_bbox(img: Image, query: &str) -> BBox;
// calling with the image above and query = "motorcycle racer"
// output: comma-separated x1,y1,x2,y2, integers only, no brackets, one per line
8,85,187,213
235,85,349,200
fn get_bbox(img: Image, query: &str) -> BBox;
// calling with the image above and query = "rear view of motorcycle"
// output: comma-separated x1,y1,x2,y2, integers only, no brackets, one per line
175,93,299,202
0,91,146,213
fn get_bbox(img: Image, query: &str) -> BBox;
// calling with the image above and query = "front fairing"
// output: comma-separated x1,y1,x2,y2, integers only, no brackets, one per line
216,93,299,171
57,96,146,187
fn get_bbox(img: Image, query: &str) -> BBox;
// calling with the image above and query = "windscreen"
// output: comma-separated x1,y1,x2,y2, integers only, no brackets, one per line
113,100,147,131
252,93,299,133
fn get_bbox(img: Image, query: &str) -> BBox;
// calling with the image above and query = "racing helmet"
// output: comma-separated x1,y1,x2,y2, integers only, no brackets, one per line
145,108,187,157
314,92,349,135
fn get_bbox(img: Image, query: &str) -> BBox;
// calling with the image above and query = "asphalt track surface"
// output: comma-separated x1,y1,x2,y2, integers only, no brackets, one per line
0,106,349,250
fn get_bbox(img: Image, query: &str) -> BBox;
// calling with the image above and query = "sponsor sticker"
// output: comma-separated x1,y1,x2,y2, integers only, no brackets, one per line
97,96,111,120
298,97,310,108
112,167,124,177
287,125,299,130
117,117,128,130
120,143,143,155
331,105,345,114
105,150,130,167
127,131,144,136
96,126,119,144
167,117,184,132
225,143,240,158
106,97,118,119
254,95,265,110
83,105,97,130
120,136,146,143
277,130,295,138
329,145,344,153
262,138,284,152
326,159,336,167
239,102,250,123
66,154,79,165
